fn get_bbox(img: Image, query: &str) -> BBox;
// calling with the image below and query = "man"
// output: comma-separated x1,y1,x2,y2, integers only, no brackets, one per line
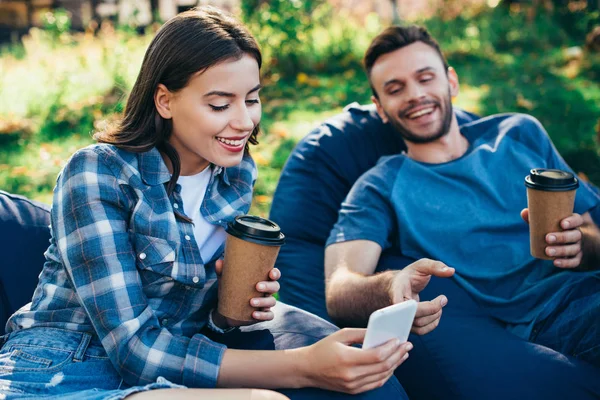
325,25,600,367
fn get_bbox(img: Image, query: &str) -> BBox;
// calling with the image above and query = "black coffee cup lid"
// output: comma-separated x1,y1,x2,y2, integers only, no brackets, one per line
226,215,285,246
525,169,579,191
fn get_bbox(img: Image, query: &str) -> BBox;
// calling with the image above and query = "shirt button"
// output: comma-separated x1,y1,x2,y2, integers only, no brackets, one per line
173,203,179,209
192,276,200,283
185,235,191,241
161,319,168,326
139,253,146,260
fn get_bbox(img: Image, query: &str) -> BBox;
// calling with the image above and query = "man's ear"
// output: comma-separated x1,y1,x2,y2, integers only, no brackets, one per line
155,84,173,119
372,95,388,123
448,67,459,98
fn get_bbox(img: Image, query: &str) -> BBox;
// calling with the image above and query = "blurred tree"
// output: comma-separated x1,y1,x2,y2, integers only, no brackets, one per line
588,25,600,51
26,0,34,27
90,0,100,22
150,0,159,21
390,0,401,24
241,0,324,75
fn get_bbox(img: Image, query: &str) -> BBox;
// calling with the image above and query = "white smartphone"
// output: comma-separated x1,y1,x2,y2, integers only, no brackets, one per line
363,299,418,350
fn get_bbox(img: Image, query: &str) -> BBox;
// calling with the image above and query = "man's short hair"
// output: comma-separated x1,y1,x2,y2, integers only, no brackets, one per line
364,25,449,97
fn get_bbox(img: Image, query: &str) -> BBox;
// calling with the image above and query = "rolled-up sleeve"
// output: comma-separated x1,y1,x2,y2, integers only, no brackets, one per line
53,147,226,387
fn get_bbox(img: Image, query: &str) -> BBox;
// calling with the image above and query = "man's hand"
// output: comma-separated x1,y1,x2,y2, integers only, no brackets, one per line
215,259,280,327
389,259,455,335
521,209,583,269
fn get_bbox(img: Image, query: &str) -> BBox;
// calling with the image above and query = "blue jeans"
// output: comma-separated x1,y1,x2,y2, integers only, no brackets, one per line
529,275,600,367
0,303,407,399
0,328,182,399
392,273,600,400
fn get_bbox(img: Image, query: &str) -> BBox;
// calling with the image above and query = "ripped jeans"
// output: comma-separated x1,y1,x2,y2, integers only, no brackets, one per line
0,327,181,399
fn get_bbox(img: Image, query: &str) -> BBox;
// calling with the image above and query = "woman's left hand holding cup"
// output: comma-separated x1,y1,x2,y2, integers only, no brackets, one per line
214,259,280,326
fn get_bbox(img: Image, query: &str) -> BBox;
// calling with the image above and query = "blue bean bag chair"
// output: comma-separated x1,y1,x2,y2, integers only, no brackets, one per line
0,191,51,335
269,103,600,400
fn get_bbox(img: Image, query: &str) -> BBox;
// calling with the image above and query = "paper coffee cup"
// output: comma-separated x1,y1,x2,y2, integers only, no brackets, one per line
525,169,578,260
217,215,285,323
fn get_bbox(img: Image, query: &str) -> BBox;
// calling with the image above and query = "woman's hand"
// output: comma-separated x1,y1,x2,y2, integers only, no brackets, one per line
301,328,411,394
215,260,281,326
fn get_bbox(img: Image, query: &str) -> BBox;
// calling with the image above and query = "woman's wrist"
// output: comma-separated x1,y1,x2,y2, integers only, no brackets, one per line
217,347,314,389
211,309,230,330
289,346,313,389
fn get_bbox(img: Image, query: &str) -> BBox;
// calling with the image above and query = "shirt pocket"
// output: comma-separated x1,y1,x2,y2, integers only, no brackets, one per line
132,232,208,291
132,233,178,295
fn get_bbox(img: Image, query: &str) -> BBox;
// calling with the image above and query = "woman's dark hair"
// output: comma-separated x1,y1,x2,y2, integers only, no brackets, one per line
95,6,262,196
364,25,448,98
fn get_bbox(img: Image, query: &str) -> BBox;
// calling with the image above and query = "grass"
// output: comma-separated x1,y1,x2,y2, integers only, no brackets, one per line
0,6,599,217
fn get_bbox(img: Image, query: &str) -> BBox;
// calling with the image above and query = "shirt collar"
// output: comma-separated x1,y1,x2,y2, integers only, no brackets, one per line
139,147,231,187
213,165,231,186
138,147,172,186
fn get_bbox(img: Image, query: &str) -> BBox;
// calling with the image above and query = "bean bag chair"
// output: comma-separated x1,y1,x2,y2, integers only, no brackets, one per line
0,191,51,334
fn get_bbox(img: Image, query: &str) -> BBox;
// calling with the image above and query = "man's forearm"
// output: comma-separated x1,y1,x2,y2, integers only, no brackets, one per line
326,268,395,327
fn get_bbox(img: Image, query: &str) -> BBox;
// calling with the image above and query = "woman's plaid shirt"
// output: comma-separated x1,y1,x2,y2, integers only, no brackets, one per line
6,144,257,388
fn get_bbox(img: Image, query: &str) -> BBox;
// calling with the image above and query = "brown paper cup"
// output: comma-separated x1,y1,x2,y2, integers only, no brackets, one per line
526,187,576,259
217,234,282,323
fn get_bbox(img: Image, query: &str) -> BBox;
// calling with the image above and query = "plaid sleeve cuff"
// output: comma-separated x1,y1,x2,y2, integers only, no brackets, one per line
183,333,227,388
207,309,236,334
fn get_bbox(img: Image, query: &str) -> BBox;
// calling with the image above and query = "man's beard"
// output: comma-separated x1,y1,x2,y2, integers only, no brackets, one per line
385,90,453,144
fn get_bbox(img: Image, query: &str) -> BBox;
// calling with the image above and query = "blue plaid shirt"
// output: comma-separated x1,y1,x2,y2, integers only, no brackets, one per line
6,144,257,388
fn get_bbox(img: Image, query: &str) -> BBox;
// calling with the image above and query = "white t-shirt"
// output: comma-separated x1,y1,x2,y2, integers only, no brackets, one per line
178,167,226,263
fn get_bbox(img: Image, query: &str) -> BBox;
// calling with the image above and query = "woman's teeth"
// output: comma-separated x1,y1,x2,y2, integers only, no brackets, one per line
216,137,244,146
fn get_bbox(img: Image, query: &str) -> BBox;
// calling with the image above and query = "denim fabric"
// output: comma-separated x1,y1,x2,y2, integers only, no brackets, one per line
529,275,600,367
204,302,408,400
7,144,257,388
392,272,600,400
0,328,183,399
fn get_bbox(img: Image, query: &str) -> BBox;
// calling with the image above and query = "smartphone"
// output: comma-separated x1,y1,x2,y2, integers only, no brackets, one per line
363,299,418,349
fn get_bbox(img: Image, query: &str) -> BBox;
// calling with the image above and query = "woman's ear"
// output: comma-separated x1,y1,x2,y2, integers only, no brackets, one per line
155,84,173,119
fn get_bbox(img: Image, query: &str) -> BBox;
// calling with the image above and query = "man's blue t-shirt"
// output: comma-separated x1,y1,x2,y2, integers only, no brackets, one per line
327,113,600,337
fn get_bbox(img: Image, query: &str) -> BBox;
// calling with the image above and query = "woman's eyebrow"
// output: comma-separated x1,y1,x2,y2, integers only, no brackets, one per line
204,90,235,98
204,84,262,98
248,84,262,94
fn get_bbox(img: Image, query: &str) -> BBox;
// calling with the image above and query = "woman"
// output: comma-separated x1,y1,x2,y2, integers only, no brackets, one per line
0,7,411,400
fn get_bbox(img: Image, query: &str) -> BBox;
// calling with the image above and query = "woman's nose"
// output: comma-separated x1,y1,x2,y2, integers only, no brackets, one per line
231,104,255,131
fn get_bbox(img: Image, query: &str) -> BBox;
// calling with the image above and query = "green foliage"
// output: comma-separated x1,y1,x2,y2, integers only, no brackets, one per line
41,9,72,37
581,53,600,81
1,4,599,216
241,0,323,75
241,0,381,78
270,138,298,170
